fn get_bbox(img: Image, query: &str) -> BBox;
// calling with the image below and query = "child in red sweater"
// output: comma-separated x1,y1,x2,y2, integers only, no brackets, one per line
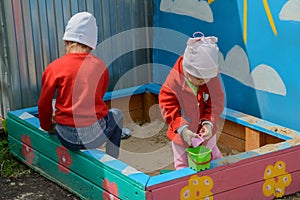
38,12,122,158
159,32,225,169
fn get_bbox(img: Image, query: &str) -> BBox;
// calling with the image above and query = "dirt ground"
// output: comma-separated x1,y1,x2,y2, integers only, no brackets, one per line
0,171,80,200
1,120,300,199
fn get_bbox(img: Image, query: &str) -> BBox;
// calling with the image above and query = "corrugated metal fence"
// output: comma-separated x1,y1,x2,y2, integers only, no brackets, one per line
0,0,153,117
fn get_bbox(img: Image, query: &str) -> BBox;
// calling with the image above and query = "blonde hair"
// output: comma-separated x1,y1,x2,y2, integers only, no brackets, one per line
65,41,92,53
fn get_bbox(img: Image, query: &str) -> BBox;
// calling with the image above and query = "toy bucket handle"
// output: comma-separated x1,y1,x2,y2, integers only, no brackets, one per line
188,152,213,165
193,31,204,38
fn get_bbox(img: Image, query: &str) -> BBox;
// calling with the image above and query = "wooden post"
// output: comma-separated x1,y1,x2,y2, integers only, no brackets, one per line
245,127,261,151
142,92,160,123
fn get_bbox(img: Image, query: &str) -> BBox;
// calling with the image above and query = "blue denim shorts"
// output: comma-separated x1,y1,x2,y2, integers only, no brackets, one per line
56,114,109,150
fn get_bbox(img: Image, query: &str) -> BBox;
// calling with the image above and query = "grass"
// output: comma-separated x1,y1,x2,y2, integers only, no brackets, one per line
0,118,31,178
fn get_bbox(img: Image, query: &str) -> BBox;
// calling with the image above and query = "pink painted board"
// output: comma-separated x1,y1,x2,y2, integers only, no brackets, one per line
149,143,300,189
213,170,300,200
147,144,300,199
149,163,299,200
147,181,183,200
213,179,274,200
283,170,300,195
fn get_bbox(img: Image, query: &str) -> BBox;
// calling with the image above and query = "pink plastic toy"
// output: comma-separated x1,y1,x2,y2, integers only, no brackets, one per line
191,137,204,148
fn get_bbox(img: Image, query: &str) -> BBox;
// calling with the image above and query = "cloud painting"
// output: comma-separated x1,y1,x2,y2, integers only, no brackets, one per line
160,0,213,23
219,45,286,96
279,0,300,21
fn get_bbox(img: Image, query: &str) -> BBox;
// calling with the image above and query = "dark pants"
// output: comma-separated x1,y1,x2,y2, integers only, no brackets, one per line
55,108,122,158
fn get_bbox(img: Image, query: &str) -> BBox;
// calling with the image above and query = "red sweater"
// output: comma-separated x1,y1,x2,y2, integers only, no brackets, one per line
38,53,109,130
159,56,224,146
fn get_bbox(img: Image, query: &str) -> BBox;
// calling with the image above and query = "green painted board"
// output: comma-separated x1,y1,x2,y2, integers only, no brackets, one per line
9,136,114,200
7,117,147,200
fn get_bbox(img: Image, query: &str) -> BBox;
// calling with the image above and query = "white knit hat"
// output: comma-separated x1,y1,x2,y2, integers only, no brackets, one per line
183,32,219,79
63,12,98,49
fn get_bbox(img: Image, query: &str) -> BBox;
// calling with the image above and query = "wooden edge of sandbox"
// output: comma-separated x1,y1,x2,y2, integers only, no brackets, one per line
6,83,300,199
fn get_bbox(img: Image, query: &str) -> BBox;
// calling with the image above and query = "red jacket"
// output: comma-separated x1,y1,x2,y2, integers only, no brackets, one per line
159,56,224,146
38,53,109,130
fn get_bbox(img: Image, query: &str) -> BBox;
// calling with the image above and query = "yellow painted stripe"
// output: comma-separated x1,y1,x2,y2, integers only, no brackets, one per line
208,0,215,4
243,0,247,44
263,0,277,35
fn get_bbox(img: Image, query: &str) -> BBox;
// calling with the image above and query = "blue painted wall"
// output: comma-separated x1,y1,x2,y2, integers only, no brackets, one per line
153,0,300,131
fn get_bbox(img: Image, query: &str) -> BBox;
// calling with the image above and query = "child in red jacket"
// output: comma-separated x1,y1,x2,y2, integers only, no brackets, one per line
38,12,123,158
159,32,225,169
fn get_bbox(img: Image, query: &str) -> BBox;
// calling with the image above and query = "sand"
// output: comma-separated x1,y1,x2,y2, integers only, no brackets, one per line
117,120,241,176
118,120,175,176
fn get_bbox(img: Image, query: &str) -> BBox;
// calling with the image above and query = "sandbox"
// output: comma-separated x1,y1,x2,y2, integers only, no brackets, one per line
7,83,300,200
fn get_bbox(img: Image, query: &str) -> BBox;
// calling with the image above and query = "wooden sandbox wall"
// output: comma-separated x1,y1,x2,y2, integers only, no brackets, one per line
107,84,285,155
7,83,300,200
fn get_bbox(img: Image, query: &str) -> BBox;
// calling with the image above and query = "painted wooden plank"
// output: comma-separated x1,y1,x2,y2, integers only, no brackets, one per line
146,150,262,188
7,107,150,186
103,84,147,101
147,140,293,189
147,131,299,190
212,178,275,200
7,107,40,130
103,83,160,103
223,108,295,140
6,84,300,200
145,83,162,95
147,143,300,199
209,151,297,195
81,149,149,185
213,170,300,200
7,116,150,188
147,168,197,189
6,117,148,200
8,136,116,200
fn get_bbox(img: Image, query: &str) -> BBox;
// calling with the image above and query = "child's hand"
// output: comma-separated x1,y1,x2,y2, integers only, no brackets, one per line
199,124,212,140
181,128,200,146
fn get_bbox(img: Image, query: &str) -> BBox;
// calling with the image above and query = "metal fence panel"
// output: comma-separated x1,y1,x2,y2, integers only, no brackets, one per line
0,0,153,117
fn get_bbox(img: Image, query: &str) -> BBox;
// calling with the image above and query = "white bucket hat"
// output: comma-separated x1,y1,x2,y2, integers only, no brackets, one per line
63,12,98,49
183,32,219,79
